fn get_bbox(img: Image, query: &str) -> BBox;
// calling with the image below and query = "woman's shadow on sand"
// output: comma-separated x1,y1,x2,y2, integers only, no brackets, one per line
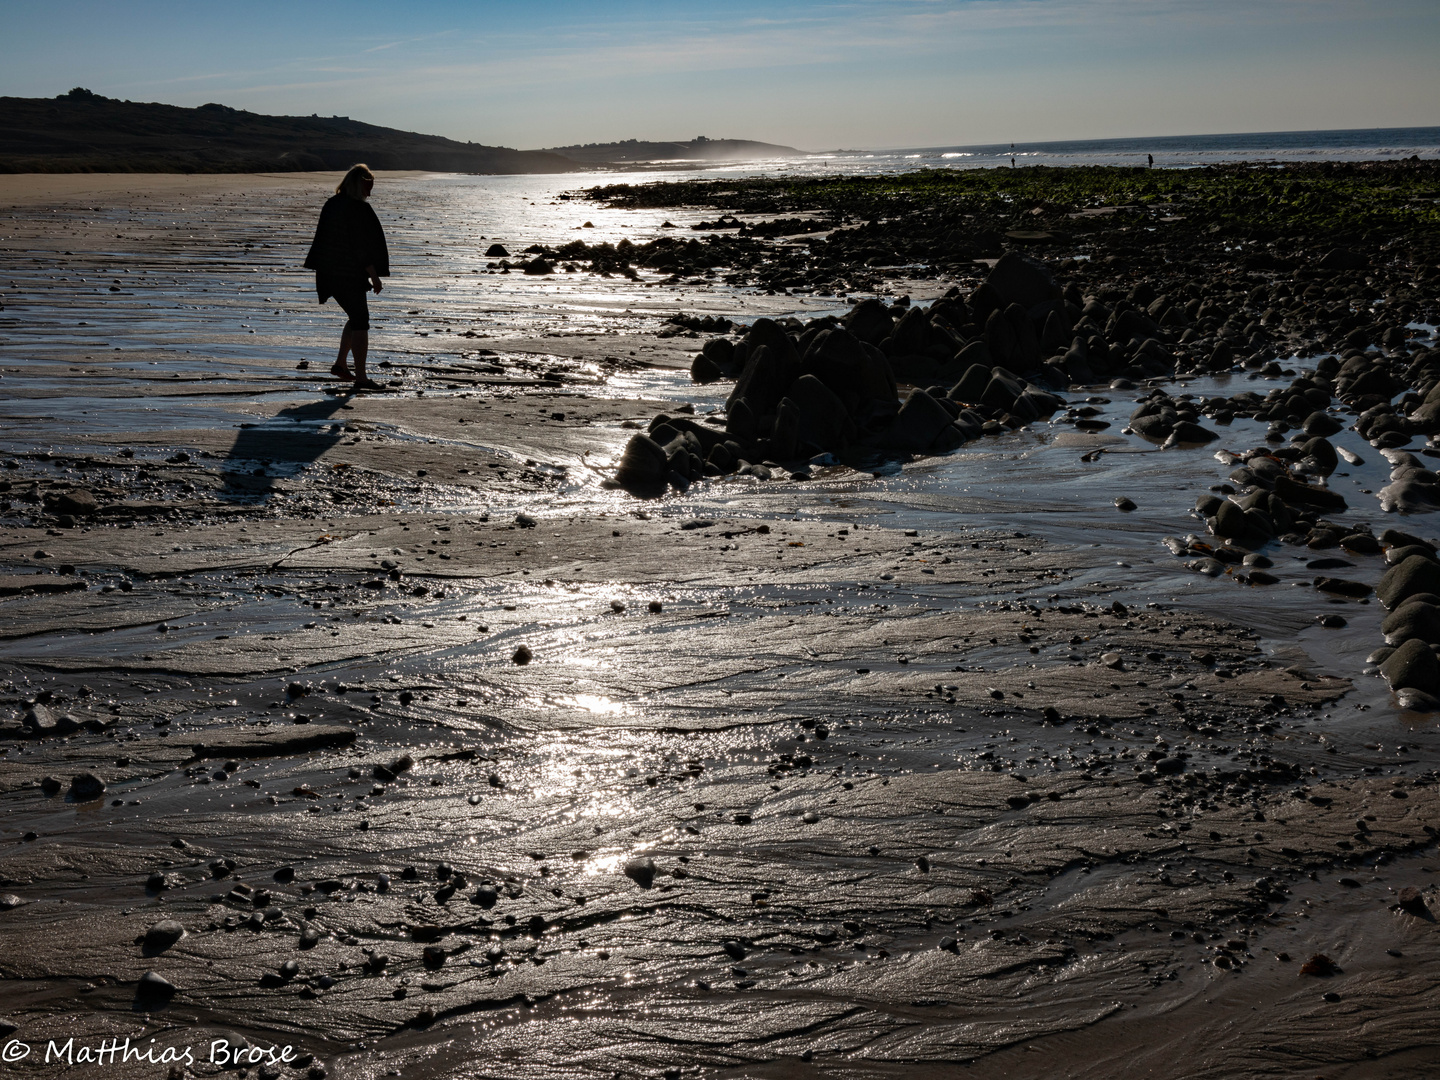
218,392,354,503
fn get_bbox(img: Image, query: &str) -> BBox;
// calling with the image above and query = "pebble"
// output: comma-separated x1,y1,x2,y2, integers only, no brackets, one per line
512,644,533,665
624,857,657,889
143,919,185,951
1397,886,1429,915
136,970,177,1000
69,772,105,799
473,885,498,908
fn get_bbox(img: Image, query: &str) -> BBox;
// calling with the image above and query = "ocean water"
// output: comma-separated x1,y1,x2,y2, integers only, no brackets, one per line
633,125,1440,176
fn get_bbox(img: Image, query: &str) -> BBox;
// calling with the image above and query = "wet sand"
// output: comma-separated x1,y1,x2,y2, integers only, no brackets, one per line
1,172,1438,1080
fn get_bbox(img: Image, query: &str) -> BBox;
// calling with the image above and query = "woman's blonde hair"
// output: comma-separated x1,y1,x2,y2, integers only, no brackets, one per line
336,164,375,199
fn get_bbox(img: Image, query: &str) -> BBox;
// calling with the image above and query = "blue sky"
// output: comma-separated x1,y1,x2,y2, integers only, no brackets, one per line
3,1,1437,150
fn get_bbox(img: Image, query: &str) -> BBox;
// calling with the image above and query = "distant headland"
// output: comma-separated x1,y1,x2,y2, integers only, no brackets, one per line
0,89,582,175
0,90,804,175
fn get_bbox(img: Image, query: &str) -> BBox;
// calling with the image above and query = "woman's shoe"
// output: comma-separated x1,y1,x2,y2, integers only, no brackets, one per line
353,377,385,391
330,363,355,380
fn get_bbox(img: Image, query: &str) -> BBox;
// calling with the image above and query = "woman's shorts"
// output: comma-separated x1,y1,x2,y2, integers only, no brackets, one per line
318,276,370,331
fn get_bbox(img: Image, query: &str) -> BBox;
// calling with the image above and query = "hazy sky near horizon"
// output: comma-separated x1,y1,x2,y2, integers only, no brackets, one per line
4,0,1437,150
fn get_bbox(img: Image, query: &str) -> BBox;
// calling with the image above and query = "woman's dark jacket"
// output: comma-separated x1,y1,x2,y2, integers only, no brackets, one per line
304,194,389,300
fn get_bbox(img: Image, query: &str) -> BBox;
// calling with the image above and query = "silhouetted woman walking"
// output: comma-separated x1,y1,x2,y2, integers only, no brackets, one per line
304,164,389,391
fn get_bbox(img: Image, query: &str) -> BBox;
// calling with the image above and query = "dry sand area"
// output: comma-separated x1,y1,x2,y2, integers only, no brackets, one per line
0,173,1437,1079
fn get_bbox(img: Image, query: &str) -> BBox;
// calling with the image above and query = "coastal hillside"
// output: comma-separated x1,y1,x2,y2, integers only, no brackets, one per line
0,88,583,175
537,135,802,163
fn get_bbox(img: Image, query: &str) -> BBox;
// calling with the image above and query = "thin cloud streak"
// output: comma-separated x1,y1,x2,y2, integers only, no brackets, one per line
8,0,1438,148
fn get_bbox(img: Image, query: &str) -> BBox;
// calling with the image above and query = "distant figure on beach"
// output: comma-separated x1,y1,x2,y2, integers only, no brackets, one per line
1148,153,1154,168
1011,156,1016,167
304,164,389,391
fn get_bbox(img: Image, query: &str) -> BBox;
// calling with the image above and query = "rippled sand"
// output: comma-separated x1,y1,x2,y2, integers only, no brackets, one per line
1,173,1438,1080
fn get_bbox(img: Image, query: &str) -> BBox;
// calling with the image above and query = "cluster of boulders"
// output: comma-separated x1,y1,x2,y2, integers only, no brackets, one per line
1375,534,1440,708
1131,353,1440,708
613,254,1097,493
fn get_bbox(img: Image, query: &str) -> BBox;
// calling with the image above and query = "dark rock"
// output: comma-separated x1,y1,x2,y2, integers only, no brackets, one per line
948,362,992,405
1166,420,1218,445
485,244,509,257
1299,437,1339,477
806,327,895,409
1382,601,1440,645
783,374,856,453
1378,554,1440,609
512,644,533,665
613,433,670,493
1313,577,1371,597
845,298,895,345
143,919,186,952
701,336,736,372
1396,688,1440,711
985,252,1060,310
1213,500,1256,543
472,885,498,908
981,369,1026,412
135,970,177,1001
372,754,414,781
624,857,657,889
1302,412,1344,437
1316,248,1368,272
69,772,105,799
1380,529,1435,555
883,389,955,452
1386,544,1437,568
1273,474,1347,511
1381,638,1440,695
1131,413,1173,440
1397,886,1429,916
43,488,99,516
690,352,722,384
22,704,57,735
728,342,795,419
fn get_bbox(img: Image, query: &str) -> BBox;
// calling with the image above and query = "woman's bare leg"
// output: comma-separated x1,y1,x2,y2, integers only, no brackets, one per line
331,327,355,379
351,330,369,380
